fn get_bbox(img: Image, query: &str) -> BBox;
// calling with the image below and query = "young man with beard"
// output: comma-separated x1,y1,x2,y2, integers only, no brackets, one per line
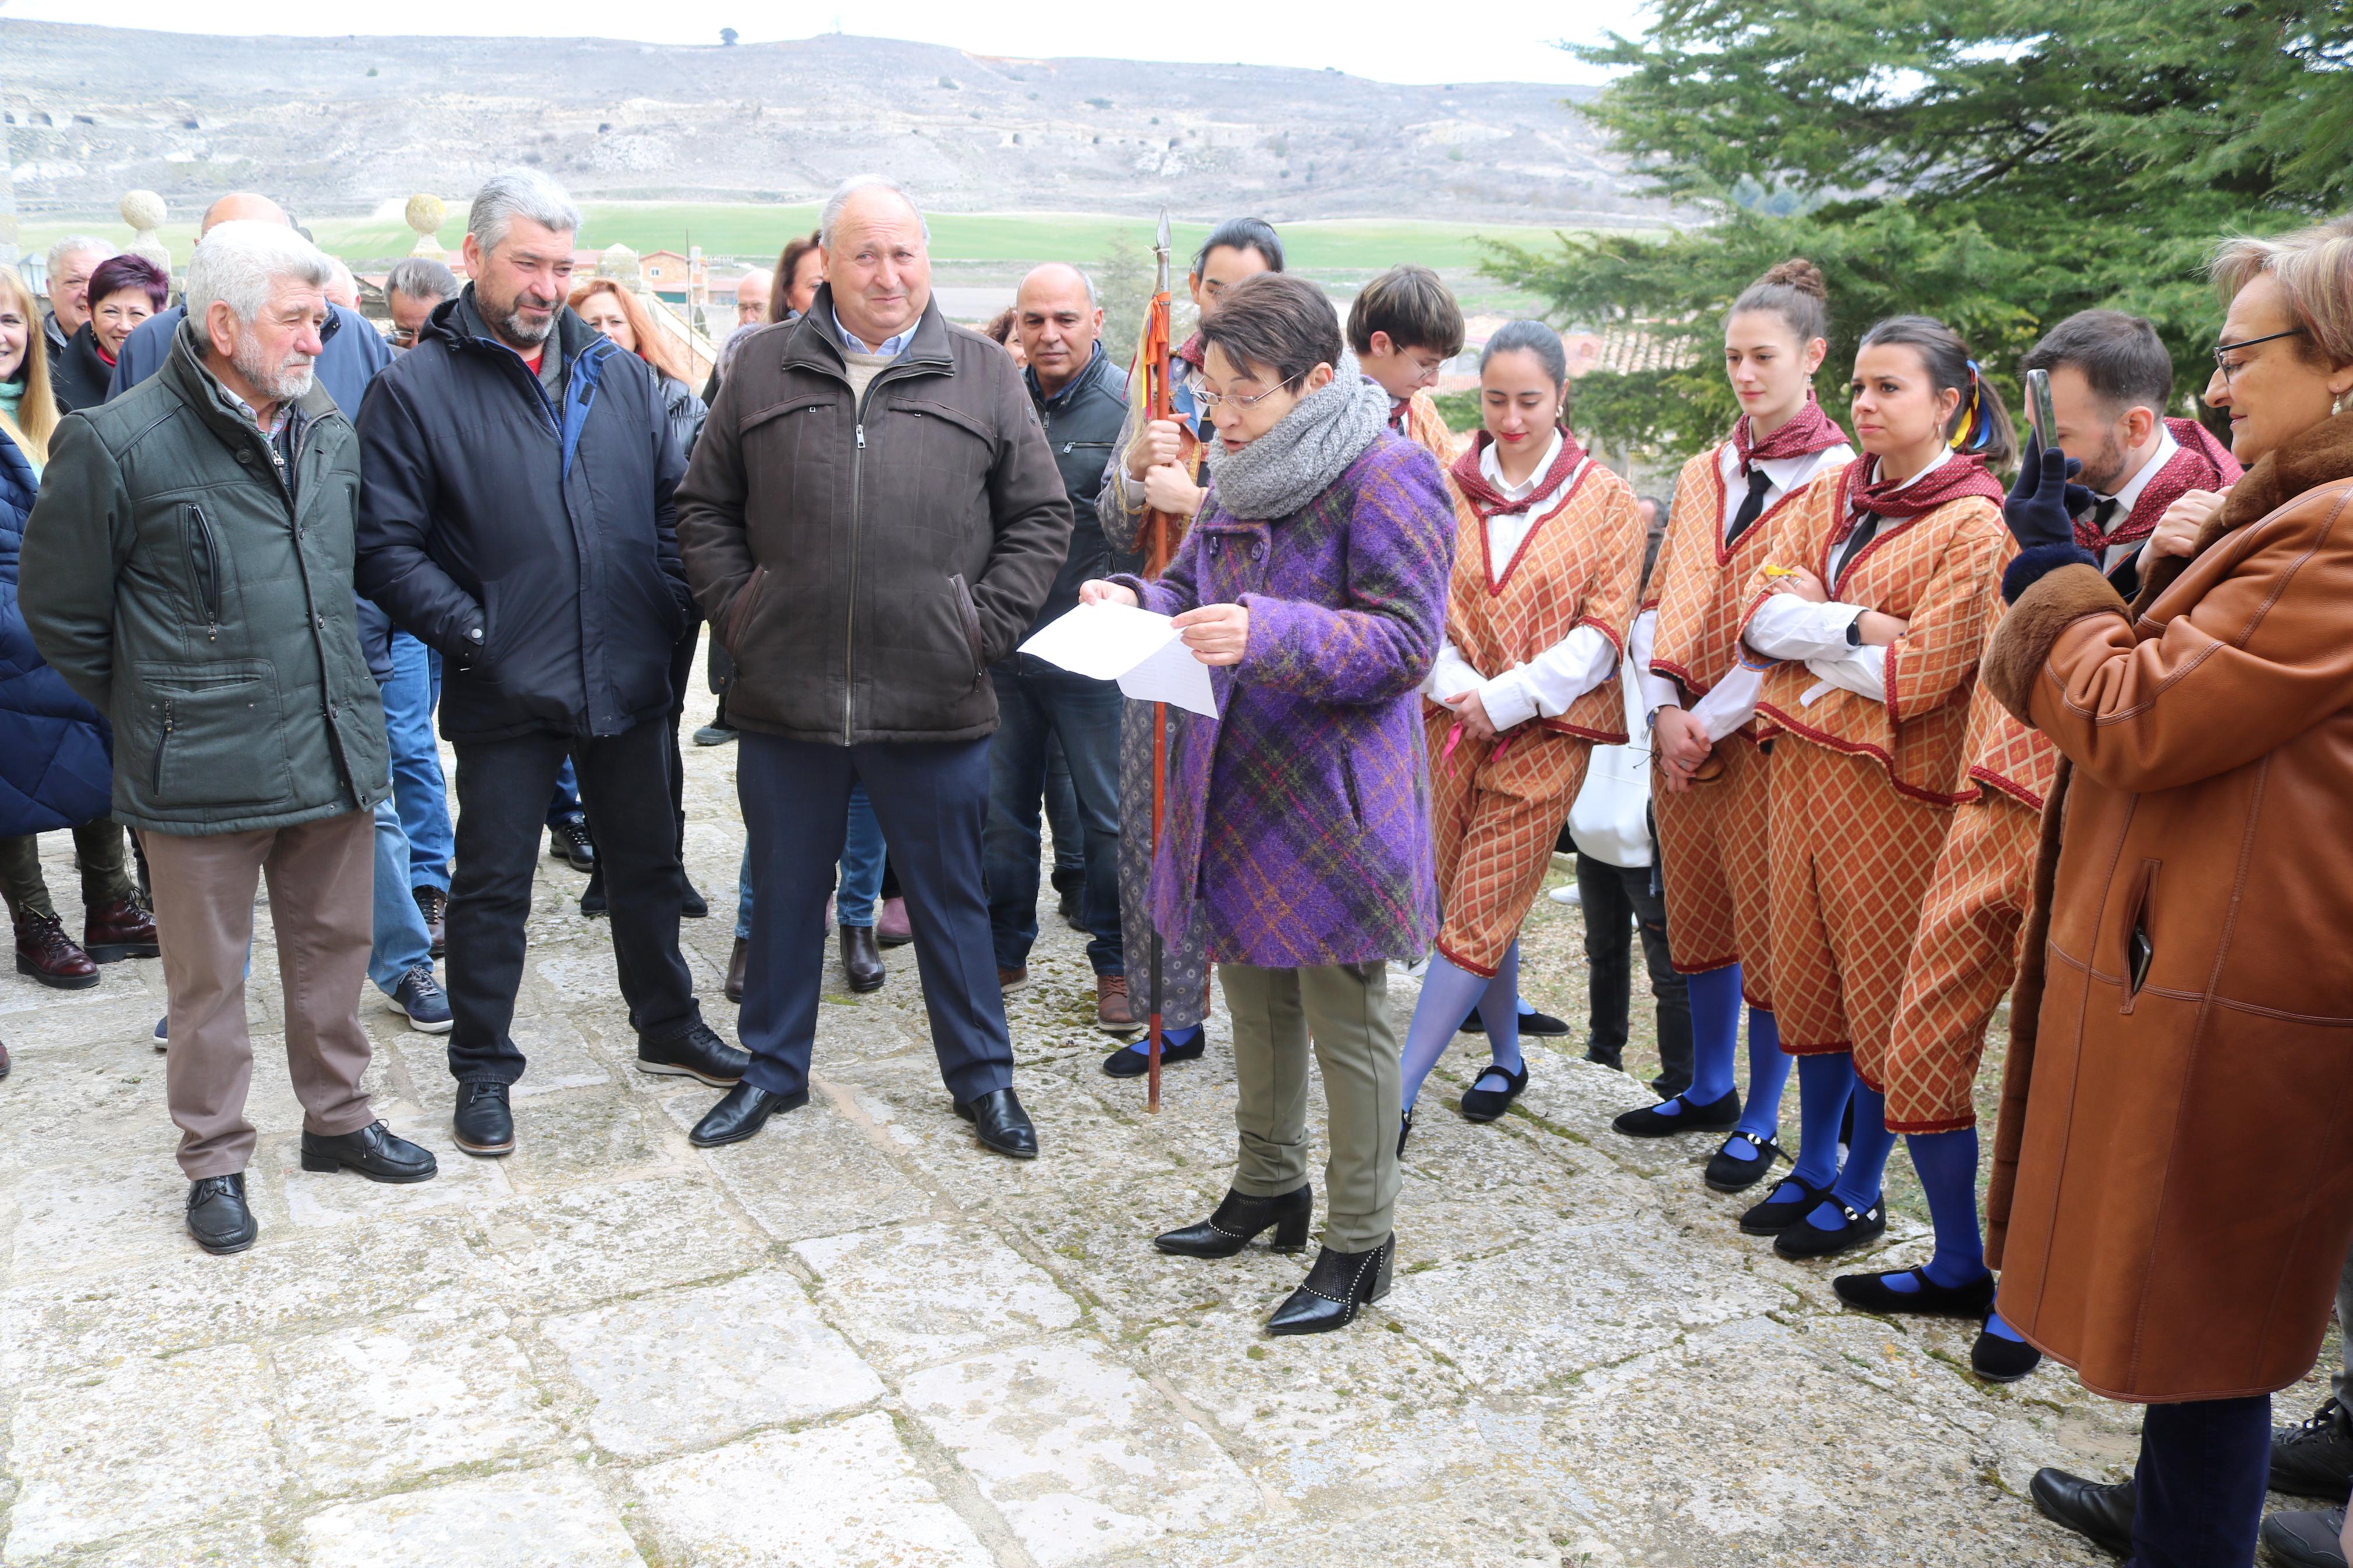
23,221,439,1253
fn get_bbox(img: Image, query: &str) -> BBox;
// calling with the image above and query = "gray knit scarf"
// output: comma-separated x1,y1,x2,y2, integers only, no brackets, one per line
1201,353,1392,522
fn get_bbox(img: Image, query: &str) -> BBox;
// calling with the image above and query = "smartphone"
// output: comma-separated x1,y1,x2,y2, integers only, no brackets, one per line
2026,367,2057,451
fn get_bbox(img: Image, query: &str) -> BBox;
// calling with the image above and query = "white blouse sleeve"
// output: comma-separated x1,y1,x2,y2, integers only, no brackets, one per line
1802,645,1890,705
1479,624,1617,731
1744,595,1871,662
1688,664,1765,741
1423,638,1485,703
1627,608,1684,717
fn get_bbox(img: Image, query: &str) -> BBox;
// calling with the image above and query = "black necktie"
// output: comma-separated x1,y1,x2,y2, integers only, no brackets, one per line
1727,467,1774,546
1832,513,1881,582
2091,496,2121,536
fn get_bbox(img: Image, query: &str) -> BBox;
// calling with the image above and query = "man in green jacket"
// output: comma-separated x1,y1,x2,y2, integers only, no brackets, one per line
21,220,436,1256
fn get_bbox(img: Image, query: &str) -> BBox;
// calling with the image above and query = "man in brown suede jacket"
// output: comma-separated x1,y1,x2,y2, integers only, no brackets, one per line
675,176,1071,1158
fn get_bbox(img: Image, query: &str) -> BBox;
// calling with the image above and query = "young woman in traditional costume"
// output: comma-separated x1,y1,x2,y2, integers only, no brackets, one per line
1396,322,1645,1146
1613,261,1852,1194
1733,315,2014,1259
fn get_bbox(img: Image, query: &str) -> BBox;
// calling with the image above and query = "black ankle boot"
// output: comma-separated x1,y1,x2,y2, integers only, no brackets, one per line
1154,1185,1313,1258
1266,1235,1394,1336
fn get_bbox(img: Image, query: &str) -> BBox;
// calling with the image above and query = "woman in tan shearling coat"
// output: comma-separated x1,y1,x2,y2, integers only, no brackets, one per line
1983,216,2353,1567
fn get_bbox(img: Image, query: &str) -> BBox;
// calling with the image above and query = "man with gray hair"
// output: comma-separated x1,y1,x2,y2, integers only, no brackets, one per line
23,219,440,1256
358,168,746,1161
41,234,116,364
384,256,459,352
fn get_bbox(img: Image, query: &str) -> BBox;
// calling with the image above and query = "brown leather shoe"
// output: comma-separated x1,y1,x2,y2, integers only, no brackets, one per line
16,913,99,990
0,1038,11,1080
725,936,750,1004
998,966,1028,991
1095,973,1138,1033
82,897,160,963
413,886,448,959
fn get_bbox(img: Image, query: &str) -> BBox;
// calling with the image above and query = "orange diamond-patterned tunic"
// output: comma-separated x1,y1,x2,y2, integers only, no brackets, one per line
1738,468,2007,1059
1429,464,1645,978
1642,445,1836,1003
1876,675,2061,1129
1398,390,1463,465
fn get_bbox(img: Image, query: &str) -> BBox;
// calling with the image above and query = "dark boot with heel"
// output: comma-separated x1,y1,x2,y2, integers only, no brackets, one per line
1266,1235,1394,1336
1154,1185,1313,1258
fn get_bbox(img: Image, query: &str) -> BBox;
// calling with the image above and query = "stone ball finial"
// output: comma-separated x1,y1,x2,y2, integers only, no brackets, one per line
404,194,447,257
119,189,169,271
597,241,644,289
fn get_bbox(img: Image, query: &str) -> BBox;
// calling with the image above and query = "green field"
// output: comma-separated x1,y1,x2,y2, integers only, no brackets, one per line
19,201,1603,276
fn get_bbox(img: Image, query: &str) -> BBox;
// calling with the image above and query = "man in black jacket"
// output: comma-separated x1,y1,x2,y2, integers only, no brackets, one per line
984,264,1134,1029
676,176,1072,1157
356,169,746,1158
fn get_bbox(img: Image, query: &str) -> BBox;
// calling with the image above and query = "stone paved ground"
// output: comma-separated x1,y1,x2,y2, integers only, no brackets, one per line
0,652,2333,1566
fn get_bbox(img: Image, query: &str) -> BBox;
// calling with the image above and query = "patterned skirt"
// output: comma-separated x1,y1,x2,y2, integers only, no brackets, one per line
1878,794,2038,1131
1766,741,1954,1061
1652,730,1774,1006
1427,708,1591,979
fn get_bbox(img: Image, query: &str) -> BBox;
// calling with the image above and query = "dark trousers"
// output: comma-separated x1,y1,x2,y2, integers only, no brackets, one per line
661,621,698,854
1575,851,1693,1090
984,656,1124,975
739,731,1013,1103
445,720,700,1083
2129,1395,2270,1568
0,818,134,923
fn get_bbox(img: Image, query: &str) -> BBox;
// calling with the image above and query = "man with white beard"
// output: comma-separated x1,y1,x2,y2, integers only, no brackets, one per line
22,220,438,1256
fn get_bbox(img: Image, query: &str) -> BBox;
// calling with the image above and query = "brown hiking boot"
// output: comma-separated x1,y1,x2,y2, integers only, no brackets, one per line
83,897,160,963
16,912,99,990
1096,973,1138,1033
413,886,448,959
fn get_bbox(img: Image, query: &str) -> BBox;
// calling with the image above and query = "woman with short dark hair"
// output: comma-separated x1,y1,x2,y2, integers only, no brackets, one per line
1081,271,1453,1336
51,253,168,413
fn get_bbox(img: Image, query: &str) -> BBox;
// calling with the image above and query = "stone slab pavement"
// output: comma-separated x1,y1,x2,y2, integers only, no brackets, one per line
0,652,2333,1565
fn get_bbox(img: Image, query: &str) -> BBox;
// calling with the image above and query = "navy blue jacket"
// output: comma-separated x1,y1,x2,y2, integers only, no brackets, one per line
353,291,690,743
0,433,114,837
112,302,392,413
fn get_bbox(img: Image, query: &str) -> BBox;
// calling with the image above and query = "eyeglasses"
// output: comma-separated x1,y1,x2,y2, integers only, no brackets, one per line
1193,376,1297,411
2213,327,2307,383
389,327,418,348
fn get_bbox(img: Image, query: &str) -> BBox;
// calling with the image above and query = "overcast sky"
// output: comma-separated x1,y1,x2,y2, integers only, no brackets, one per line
0,0,1654,85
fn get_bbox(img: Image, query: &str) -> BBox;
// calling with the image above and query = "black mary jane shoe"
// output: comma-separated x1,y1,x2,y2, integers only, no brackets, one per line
1460,1008,1571,1037
1832,1265,1994,1318
1737,1175,1832,1236
1772,1197,1887,1260
954,1086,1040,1159
1101,1032,1207,1079
1154,1185,1314,1258
1703,1133,1784,1193
1972,1321,2043,1383
1266,1235,1395,1336
1458,1061,1529,1123
186,1172,258,1256
2029,1469,2134,1556
1396,1110,1413,1157
690,1083,809,1147
1612,1087,1740,1139
299,1121,439,1184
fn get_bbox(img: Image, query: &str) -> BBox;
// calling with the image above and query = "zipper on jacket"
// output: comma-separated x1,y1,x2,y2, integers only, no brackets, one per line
847,417,864,744
187,504,222,639
154,698,175,791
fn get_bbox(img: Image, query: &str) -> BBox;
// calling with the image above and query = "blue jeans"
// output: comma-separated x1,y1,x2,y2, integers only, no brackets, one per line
385,632,453,893
368,797,434,995
548,758,584,829
734,787,886,941
738,733,1012,1102
984,656,1123,975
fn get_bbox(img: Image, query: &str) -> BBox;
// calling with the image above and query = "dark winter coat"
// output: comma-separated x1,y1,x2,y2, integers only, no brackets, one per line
353,291,692,744
0,429,114,837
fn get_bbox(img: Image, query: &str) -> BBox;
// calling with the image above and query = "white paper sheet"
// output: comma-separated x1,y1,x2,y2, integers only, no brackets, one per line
1018,601,1219,717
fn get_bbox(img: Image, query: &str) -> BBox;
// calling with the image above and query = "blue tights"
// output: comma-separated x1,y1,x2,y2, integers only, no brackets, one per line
1756,1051,1855,1209
1687,963,1791,1157
1401,945,1522,1111
1873,1124,2022,1338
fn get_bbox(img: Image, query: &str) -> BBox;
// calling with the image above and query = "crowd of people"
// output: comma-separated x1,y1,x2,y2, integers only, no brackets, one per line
3,164,2352,1566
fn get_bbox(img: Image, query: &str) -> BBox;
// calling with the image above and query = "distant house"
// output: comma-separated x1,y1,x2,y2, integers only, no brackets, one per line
641,249,698,302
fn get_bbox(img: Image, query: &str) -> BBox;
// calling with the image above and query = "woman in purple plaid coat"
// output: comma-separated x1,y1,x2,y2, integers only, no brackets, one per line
1084,273,1454,1336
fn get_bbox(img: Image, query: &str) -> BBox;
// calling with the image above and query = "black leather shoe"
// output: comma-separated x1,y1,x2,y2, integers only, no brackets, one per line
579,870,608,918
637,1022,751,1088
549,819,596,873
1738,1175,1832,1235
1102,1032,1206,1078
1460,1008,1570,1037
1971,1321,2043,1382
1154,1185,1313,1257
1773,1197,1886,1259
1833,1265,1993,1317
690,1083,808,1147
1612,1088,1740,1138
1397,1109,1412,1155
1458,1060,1528,1123
2275,1398,2353,1499
681,879,709,919
2261,1506,2350,1568
299,1121,438,1183
1266,1236,1394,1336
954,1086,1039,1159
1584,1046,1625,1072
186,1172,257,1254
2029,1469,2134,1556
453,1081,515,1157
1703,1133,1783,1192
840,923,885,993
725,937,750,1005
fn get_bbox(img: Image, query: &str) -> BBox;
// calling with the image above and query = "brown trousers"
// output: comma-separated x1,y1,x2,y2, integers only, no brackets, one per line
144,809,378,1178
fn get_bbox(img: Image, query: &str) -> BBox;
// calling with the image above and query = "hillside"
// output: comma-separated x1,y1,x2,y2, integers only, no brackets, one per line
0,22,1669,226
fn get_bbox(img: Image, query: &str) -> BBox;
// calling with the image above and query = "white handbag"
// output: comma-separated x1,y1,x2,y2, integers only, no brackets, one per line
1568,664,1654,870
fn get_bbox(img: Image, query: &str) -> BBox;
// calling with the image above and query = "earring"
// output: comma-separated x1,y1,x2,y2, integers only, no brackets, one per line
2336,386,2353,417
